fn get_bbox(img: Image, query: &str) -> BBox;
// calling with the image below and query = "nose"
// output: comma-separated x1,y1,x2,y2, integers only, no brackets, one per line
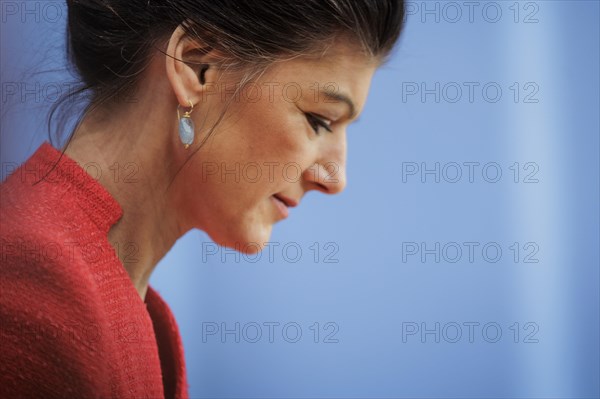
302,144,347,195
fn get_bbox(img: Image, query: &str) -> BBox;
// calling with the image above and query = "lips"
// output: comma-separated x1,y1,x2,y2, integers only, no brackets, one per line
272,194,298,208
271,193,299,219
271,195,289,218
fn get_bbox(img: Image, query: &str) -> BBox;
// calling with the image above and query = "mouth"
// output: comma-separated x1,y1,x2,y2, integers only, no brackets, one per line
271,193,298,219
273,193,298,208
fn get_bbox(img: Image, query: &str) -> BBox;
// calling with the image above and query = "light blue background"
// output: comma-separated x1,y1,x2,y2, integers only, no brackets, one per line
1,1,598,398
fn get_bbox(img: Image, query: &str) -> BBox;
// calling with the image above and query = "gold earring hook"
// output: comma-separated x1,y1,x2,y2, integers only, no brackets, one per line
177,99,194,119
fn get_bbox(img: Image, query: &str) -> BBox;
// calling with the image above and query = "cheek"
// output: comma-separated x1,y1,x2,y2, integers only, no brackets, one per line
180,101,311,247
220,101,312,183
184,166,274,250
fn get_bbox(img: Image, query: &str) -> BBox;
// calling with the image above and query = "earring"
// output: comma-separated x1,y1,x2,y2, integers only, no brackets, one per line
177,99,195,149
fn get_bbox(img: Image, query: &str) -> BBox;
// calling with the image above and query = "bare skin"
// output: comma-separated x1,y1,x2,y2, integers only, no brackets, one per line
64,27,377,300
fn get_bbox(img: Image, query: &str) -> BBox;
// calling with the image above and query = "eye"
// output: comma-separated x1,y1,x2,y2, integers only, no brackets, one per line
305,113,333,135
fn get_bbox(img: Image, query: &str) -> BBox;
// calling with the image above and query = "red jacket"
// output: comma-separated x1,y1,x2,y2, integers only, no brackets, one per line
0,142,189,398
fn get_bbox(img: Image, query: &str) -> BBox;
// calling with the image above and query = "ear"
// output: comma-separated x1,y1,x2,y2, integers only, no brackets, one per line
165,25,220,107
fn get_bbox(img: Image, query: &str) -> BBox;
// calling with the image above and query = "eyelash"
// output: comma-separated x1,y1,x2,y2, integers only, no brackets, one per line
305,113,333,135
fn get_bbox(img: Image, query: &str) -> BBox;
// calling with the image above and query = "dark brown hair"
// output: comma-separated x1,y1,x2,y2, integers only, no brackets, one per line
51,0,406,148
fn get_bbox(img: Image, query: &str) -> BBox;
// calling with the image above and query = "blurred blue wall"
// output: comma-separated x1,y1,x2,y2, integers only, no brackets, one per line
1,1,598,398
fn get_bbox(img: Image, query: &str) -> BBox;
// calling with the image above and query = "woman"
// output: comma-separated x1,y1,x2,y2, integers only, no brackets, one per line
1,0,405,397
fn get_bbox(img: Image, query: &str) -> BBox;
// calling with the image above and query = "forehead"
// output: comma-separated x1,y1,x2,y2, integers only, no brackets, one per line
262,43,377,110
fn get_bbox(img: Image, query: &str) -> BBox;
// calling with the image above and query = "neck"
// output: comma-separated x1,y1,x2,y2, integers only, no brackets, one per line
64,99,188,301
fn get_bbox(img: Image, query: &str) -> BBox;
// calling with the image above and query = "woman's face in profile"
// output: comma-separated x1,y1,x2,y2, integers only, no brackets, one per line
179,45,376,253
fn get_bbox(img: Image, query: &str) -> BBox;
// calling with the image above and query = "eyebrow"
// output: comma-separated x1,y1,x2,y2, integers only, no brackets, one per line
320,89,357,120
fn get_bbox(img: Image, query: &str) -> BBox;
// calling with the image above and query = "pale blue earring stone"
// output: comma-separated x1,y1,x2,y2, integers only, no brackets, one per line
179,116,195,147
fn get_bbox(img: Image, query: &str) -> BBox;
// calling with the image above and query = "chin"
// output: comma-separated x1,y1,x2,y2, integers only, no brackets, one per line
209,223,273,255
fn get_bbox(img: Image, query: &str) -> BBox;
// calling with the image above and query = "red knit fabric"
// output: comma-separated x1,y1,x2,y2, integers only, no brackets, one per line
0,142,189,398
